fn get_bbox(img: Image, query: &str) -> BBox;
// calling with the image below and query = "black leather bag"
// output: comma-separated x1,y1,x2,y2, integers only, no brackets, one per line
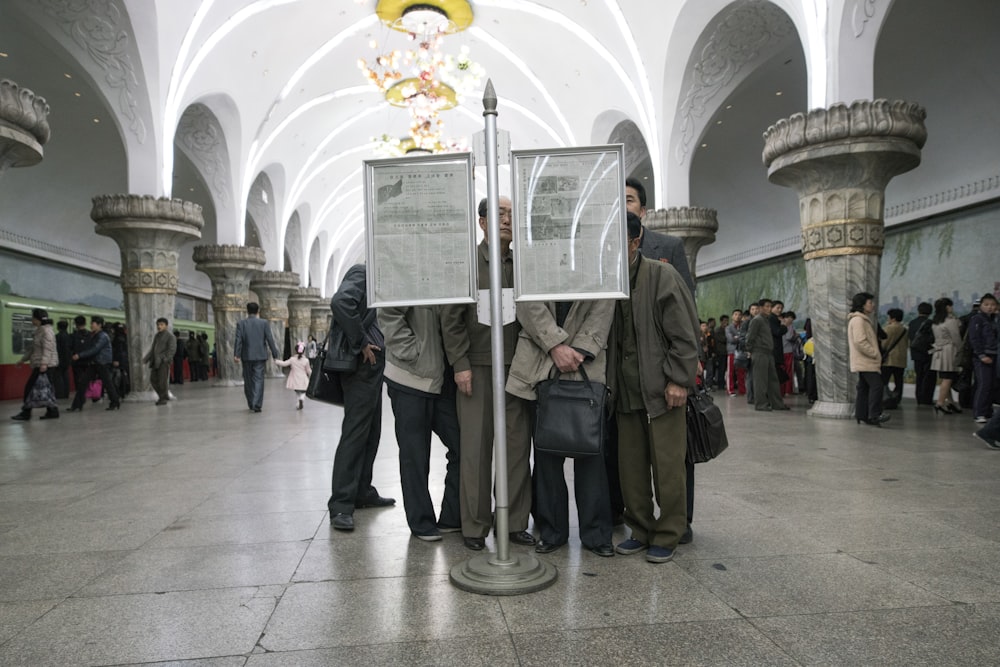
686,390,729,463
307,348,345,405
534,365,608,458
322,321,358,373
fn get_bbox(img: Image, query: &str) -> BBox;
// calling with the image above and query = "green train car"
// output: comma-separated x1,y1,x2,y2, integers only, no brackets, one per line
1,296,213,401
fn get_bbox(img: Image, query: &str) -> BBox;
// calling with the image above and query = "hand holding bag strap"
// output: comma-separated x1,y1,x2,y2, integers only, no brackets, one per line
533,363,608,458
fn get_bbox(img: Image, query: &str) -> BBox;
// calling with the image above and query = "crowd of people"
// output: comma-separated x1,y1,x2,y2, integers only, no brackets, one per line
11,310,216,420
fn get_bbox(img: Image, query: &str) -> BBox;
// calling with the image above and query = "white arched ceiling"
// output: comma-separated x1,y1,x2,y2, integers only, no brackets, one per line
284,210,303,278
308,235,323,289
245,171,277,267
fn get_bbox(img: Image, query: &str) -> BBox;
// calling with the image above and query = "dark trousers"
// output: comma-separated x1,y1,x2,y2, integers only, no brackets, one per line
241,360,266,410
387,383,461,535
327,355,384,516
973,357,996,419
976,411,1000,442
71,363,119,409
912,352,935,404
534,447,612,548
172,356,184,383
618,408,687,549
804,357,818,402
855,371,883,421
151,364,170,402
604,413,625,519
882,365,905,400
751,352,782,409
53,365,70,399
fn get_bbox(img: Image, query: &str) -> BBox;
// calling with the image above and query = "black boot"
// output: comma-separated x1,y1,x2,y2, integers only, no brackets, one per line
40,407,59,420
11,410,30,421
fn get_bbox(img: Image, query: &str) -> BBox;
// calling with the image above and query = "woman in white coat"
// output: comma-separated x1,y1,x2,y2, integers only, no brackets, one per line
930,297,963,414
275,342,312,410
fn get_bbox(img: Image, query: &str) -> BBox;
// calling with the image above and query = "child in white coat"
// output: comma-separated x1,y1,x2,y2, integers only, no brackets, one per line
275,342,312,410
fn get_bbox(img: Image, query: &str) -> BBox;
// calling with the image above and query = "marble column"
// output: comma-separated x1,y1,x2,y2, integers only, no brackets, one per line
0,79,50,178
310,304,331,344
644,206,719,284
288,287,321,350
249,271,300,377
92,195,204,401
763,100,927,419
193,245,266,386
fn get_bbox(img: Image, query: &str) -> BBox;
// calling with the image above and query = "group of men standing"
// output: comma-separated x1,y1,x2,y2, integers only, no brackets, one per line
320,178,704,564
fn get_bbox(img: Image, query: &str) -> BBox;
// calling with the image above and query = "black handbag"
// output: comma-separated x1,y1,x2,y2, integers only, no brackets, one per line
685,390,729,463
533,365,608,458
307,348,345,406
322,320,358,373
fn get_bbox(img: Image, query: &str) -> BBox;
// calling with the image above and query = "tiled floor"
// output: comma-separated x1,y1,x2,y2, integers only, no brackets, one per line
2,380,999,666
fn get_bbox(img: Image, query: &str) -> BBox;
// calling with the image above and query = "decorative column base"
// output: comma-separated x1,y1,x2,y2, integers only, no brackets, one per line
0,80,50,177
92,195,204,401
763,100,926,418
642,206,718,284
250,271,301,377
193,245,267,386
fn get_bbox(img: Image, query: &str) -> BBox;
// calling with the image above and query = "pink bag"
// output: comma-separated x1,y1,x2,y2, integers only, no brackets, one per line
85,379,102,400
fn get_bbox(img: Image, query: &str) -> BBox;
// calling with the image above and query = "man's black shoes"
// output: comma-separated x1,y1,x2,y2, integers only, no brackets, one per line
355,492,396,509
463,536,486,551
331,513,354,531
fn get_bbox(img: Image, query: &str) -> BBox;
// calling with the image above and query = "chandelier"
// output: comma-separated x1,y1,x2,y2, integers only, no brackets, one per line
359,1,480,155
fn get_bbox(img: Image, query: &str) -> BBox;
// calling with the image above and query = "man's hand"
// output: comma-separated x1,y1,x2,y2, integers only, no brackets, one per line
549,344,583,373
981,355,994,365
361,343,380,365
455,369,473,396
71,354,79,361
664,382,687,409
39,364,47,373
234,356,240,363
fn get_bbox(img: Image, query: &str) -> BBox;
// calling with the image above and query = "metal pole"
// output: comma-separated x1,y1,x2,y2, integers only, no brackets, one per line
483,80,511,564
449,80,557,595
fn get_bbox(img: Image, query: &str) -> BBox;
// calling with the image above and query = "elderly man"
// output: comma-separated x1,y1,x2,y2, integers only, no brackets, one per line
746,299,787,411
144,317,177,406
507,297,616,557
441,196,535,551
609,212,700,563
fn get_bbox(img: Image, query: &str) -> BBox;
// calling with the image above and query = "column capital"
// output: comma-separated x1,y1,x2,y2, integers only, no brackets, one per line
644,206,718,282
249,270,300,323
0,79,51,171
193,244,266,313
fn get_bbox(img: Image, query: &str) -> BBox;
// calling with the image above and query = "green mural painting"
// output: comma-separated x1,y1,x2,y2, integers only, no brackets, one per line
696,255,807,323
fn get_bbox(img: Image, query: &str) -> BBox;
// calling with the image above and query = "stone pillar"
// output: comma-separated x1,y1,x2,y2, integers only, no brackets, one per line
310,304,331,344
644,206,718,284
0,79,50,178
249,271,300,377
288,286,321,349
193,245,266,386
91,195,204,401
763,100,926,419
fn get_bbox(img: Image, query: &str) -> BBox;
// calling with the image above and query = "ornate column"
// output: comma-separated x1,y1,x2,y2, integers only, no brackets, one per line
92,195,204,401
644,206,719,284
0,79,50,178
288,286,321,349
249,271,300,377
310,304,331,344
193,245,266,386
763,100,927,418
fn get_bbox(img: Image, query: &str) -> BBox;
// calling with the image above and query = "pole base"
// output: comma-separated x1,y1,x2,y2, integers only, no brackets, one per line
449,551,557,596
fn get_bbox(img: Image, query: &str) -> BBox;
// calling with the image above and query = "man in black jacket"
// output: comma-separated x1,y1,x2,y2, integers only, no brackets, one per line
327,264,395,532
908,302,935,405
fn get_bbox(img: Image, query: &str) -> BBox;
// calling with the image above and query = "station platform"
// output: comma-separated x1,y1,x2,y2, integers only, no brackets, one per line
2,380,999,665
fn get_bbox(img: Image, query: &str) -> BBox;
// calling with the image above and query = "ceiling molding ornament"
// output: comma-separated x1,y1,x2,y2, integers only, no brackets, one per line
885,174,1000,220
176,103,230,207
761,99,928,168
674,0,794,166
850,0,879,38
36,0,146,144
0,79,51,145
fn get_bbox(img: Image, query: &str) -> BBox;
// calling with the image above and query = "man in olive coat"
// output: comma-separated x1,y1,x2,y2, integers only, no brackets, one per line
144,317,177,405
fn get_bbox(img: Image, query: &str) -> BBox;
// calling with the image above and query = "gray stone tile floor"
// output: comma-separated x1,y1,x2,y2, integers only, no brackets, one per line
2,380,999,666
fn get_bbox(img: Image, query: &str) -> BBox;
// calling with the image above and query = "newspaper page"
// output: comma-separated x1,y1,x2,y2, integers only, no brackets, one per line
365,154,477,307
511,146,628,301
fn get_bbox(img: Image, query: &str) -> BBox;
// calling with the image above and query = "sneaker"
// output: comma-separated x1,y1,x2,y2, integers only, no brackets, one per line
615,538,647,555
646,545,675,563
413,532,442,542
975,416,988,424
436,523,461,533
973,432,1000,449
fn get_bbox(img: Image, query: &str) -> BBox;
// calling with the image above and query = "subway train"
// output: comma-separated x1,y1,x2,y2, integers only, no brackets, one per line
1,296,214,401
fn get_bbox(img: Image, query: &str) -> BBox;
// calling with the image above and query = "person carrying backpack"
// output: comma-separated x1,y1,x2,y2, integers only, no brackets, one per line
908,302,935,406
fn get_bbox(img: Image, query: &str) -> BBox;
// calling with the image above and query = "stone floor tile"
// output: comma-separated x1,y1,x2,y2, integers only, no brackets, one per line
0,599,60,645
142,511,326,549
852,546,1000,603
0,551,128,601
0,516,171,556
246,636,519,666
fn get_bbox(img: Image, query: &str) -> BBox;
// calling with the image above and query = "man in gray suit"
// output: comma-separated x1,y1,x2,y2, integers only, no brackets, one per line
144,317,177,406
234,302,279,413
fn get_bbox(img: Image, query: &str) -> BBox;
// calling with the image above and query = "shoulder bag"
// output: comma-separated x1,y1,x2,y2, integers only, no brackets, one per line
686,390,729,464
306,343,345,406
322,319,358,373
534,365,608,458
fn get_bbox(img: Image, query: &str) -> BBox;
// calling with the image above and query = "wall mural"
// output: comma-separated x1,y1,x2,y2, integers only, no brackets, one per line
696,201,1000,339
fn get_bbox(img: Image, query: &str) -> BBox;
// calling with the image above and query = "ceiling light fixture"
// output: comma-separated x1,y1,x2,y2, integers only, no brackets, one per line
376,0,474,35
